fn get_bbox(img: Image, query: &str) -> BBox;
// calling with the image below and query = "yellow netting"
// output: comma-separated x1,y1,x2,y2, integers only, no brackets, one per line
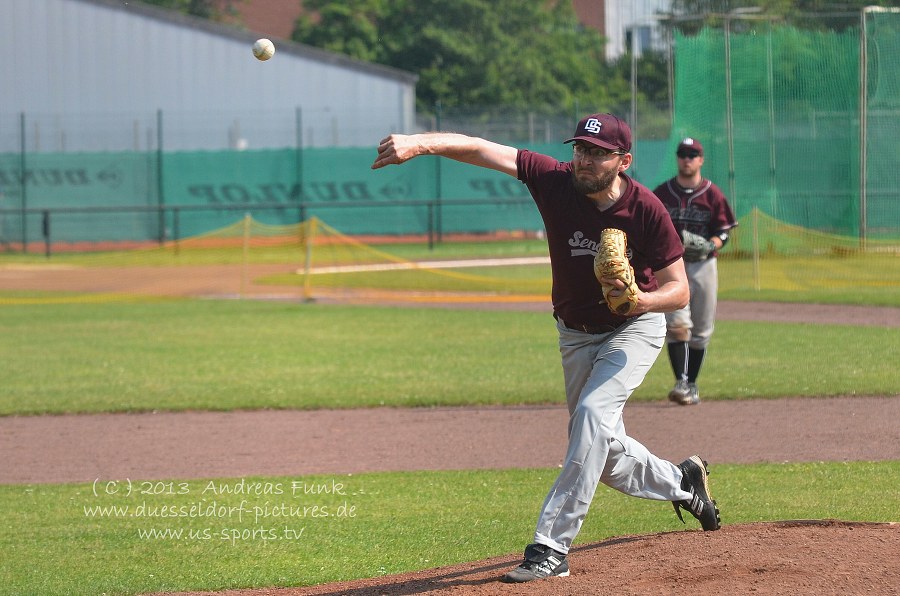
2,211,896,305
0,216,553,305
721,208,900,292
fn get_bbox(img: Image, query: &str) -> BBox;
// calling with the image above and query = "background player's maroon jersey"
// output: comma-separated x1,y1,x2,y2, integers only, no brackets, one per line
653,179,738,258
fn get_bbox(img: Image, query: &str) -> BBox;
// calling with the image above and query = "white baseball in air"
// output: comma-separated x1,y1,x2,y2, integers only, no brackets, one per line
252,38,275,61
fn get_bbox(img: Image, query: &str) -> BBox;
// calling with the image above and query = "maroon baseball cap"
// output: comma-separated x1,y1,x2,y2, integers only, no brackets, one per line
677,137,703,156
564,113,632,153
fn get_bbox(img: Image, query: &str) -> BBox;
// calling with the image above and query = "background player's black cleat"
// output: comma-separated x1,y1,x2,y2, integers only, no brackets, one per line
668,379,692,404
673,455,721,531
501,543,570,583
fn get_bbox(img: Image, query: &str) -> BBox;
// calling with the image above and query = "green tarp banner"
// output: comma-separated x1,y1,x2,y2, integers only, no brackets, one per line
0,141,671,243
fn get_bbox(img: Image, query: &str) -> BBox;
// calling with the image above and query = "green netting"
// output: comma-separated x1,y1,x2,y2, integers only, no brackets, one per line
658,12,900,241
865,11,900,237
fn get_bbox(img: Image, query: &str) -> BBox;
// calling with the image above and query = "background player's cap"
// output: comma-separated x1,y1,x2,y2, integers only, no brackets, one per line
677,137,704,156
565,113,632,152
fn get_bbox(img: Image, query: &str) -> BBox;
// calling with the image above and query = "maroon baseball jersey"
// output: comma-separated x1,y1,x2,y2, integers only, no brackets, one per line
652,178,738,257
517,149,683,327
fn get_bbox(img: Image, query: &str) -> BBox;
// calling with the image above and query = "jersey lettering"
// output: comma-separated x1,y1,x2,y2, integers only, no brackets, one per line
567,230,632,259
568,230,600,256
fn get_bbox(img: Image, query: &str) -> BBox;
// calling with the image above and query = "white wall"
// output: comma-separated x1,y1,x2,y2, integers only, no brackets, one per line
604,0,672,60
0,0,417,150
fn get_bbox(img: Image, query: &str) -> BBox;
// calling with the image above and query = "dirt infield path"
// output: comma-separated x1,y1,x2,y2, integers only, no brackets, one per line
2,396,899,485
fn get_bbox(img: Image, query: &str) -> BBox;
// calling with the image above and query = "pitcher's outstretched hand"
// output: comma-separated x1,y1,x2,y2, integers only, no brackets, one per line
372,134,421,169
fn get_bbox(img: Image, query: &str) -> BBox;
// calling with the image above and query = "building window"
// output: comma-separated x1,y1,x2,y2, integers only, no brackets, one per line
625,25,654,56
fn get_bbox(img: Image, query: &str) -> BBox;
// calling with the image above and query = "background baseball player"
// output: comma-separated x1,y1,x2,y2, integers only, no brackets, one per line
372,114,721,584
653,138,738,405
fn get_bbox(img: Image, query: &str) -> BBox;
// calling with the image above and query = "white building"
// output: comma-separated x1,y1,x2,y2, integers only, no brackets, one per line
0,0,418,151
603,0,672,60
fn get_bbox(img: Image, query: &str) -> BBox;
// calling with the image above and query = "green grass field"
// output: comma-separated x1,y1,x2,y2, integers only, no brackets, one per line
1,301,897,415
2,463,898,595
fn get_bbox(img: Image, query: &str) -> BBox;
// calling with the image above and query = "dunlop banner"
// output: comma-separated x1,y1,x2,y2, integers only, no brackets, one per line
0,142,669,242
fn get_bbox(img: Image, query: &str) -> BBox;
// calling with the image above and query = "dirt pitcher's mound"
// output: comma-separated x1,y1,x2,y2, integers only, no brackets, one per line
164,520,898,596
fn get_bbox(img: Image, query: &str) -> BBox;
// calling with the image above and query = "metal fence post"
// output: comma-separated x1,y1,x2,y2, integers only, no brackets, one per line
20,112,27,254
859,7,868,249
157,108,165,244
427,202,434,250
434,101,443,246
241,212,251,298
173,207,180,256
296,106,304,206
42,209,50,258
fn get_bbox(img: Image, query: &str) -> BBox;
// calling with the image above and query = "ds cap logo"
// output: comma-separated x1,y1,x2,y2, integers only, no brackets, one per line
565,113,632,152
584,118,603,134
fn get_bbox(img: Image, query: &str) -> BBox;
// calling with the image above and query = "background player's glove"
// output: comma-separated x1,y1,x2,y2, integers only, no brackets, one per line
593,228,639,316
681,229,716,262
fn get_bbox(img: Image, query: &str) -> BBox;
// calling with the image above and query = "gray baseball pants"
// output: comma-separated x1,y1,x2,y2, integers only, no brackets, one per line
534,313,693,554
666,258,718,349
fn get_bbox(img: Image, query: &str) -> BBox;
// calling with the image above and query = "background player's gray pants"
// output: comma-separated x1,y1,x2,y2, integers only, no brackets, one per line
666,258,718,349
534,313,693,554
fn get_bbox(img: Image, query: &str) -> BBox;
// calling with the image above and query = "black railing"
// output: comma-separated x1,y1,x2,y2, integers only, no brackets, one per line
0,197,539,257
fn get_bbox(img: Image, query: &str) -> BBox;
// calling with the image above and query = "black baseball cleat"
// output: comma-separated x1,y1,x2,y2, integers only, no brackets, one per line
673,455,721,531
501,543,570,583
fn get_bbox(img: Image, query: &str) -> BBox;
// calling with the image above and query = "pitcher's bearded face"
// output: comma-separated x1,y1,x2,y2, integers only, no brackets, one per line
573,167,618,195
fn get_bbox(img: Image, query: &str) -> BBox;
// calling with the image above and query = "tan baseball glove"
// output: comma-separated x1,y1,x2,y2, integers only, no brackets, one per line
593,228,639,316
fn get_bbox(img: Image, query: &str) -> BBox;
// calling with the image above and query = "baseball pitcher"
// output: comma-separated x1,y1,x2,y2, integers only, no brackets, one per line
372,114,721,584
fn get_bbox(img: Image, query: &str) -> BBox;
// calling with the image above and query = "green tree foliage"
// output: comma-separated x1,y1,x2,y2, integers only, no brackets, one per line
610,50,670,106
291,0,637,113
137,0,241,22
